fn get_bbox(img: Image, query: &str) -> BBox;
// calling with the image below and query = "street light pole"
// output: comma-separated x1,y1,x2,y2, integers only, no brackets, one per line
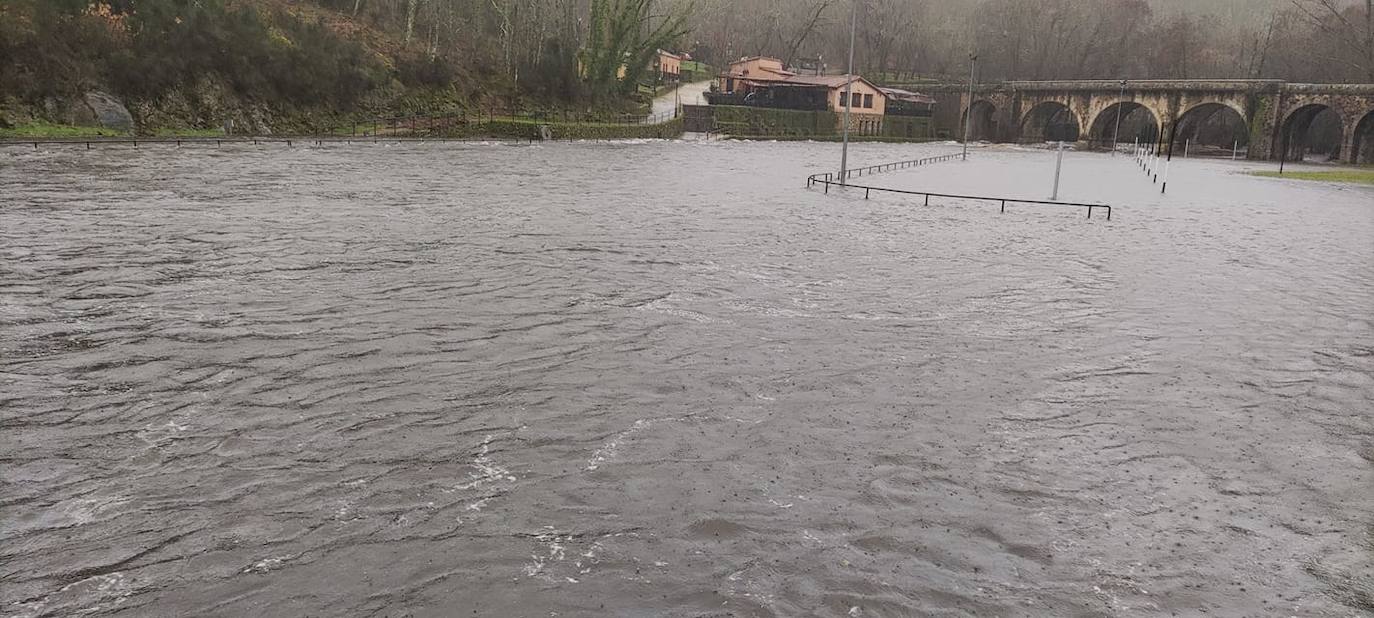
1112,79,1127,156
839,0,858,185
962,52,977,160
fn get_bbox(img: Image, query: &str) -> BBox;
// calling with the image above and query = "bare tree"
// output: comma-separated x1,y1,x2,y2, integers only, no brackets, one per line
1290,0,1374,81
784,0,834,67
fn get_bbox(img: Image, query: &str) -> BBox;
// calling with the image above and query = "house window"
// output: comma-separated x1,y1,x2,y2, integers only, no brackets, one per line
726,78,735,93
863,94,873,109
851,92,862,107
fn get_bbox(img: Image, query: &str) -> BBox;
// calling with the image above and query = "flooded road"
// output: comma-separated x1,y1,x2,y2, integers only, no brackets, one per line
2,140,1372,617
648,81,713,121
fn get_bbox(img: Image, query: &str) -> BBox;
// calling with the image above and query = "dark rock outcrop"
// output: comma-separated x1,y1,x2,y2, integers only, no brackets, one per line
84,91,134,131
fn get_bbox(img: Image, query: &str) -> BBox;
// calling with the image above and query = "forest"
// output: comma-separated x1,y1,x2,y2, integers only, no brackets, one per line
691,0,1374,84
1,0,1371,131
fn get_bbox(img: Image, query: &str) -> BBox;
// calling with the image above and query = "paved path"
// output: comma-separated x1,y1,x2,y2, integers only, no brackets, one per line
647,80,712,122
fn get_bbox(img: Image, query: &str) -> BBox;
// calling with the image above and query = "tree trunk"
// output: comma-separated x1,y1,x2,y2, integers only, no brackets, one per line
1366,0,1373,81
404,0,419,44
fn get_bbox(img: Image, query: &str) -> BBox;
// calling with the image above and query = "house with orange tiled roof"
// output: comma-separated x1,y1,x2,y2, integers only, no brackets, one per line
709,58,890,134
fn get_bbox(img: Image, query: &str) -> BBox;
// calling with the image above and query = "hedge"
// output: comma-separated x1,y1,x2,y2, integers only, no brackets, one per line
882,116,934,139
710,105,838,137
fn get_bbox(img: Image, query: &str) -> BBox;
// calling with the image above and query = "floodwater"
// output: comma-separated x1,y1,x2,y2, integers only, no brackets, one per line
1,140,1372,617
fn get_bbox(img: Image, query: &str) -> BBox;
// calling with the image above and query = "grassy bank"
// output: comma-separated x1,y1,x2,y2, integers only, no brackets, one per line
1251,170,1374,185
1,118,685,142
0,122,128,138
2,1,652,140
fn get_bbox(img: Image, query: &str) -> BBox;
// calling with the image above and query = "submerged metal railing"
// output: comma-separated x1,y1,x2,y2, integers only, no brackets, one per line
830,153,966,180
806,155,1112,220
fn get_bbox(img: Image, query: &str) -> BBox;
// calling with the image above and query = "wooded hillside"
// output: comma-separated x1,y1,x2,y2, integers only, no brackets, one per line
682,0,1374,84
0,0,686,134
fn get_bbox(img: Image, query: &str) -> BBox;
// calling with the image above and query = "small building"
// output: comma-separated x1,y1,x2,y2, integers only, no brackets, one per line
880,87,936,117
704,56,903,135
716,56,795,94
792,74,887,116
654,50,683,82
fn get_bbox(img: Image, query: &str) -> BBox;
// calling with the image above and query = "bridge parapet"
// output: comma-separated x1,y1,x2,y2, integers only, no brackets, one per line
919,80,1372,94
919,79,1374,163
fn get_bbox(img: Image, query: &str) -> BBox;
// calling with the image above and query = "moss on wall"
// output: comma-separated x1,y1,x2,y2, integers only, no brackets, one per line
881,116,933,139
703,105,935,141
1249,94,1274,146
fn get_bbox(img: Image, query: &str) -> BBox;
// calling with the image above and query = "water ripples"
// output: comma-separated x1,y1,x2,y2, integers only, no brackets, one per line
2,141,1371,616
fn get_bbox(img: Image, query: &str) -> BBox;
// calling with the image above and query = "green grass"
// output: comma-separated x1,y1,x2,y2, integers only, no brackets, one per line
1251,170,1374,185
151,127,225,137
0,122,128,138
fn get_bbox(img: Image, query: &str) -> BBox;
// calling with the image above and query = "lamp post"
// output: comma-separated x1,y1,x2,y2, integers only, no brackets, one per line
1112,79,1127,156
962,52,978,161
839,0,858,185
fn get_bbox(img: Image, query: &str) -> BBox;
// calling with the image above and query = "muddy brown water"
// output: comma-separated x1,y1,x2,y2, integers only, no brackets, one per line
2,141,1372,617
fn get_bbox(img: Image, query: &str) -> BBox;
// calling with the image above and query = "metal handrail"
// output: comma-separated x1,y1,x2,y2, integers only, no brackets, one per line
827,153,965,180
805,155,1112,220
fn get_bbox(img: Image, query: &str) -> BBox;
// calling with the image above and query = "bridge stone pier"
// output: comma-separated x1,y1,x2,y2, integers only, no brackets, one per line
927,80,1374,164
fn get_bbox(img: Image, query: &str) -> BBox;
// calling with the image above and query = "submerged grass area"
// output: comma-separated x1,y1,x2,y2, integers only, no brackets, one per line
0,122,128,138
1251,170,1374,185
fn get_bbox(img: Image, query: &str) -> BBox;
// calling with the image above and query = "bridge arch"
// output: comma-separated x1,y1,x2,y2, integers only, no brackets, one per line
1354,110,1374,164
961,100,1000,142
1281,104,1345,162
1087,101,1161,150
1019,101,1080,143
1172,103,1249,155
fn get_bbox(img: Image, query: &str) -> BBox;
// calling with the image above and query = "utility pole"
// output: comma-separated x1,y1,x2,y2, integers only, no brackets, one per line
839,0,858,185
962,53,978,161
1112,80,1127,156
1162,121,1178,193
1279,128,1288,175
1051,140,1065,200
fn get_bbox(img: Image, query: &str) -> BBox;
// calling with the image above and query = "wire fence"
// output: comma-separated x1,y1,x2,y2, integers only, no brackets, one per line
806,153,1113,220
339,108,680,137
0,136,585,150
0,107,684,148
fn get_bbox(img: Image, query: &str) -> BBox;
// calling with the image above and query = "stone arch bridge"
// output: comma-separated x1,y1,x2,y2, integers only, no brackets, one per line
925,80,1374,163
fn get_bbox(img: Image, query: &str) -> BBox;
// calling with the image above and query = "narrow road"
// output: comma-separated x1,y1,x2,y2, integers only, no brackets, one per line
647,80,713,122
